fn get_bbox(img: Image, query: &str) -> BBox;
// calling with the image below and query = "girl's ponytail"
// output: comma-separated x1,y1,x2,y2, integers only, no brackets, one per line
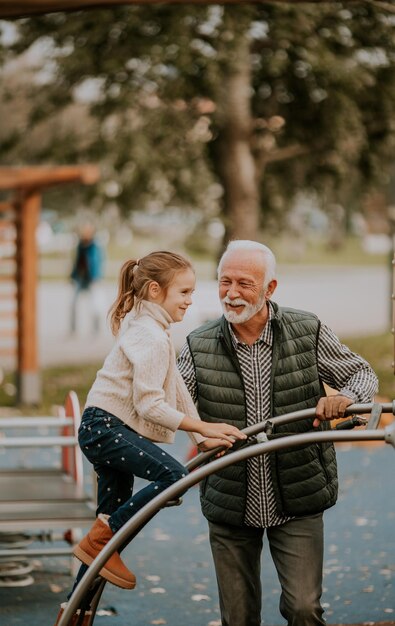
109,259,138,335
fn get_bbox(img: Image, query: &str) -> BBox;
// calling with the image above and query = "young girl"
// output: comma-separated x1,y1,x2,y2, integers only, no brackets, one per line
54,251,245,625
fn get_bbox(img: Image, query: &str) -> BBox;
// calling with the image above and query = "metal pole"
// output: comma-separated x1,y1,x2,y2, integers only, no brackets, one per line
59,422,395,626
188,401,394,470
78,400,393,626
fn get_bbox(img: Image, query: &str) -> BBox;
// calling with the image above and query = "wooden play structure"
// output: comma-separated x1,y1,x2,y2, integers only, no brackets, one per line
0,165,99,404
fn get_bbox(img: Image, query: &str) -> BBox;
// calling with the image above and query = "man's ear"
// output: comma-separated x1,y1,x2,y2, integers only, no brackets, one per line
265,279,277,300
148,281,161,300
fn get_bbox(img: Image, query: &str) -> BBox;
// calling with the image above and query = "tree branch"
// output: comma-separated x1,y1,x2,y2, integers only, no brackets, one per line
361,0,395,14
254,143,312,175
265,144,312,164
0,0,366,20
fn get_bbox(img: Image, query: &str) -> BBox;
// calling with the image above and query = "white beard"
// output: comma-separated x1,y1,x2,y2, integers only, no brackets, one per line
221,291,266,324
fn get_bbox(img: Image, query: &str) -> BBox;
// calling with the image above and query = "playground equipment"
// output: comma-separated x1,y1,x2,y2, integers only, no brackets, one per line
58,400,395,626
0,391,95,584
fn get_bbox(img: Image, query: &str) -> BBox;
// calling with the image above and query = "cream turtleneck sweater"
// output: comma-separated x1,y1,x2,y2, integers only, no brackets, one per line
86,300,204,444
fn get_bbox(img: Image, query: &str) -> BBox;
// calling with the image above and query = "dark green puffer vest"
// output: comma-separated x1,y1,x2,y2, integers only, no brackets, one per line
187,302,338,526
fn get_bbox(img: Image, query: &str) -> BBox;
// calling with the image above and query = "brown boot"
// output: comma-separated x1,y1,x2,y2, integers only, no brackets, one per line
53,602,92,625
73,516,136,590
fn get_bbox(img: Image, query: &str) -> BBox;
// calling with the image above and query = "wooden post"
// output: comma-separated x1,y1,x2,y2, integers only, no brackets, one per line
0,165,100,405
15,190,42,404
0,201,17,368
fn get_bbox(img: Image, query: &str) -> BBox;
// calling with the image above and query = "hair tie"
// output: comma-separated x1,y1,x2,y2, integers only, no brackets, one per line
132,260,140,275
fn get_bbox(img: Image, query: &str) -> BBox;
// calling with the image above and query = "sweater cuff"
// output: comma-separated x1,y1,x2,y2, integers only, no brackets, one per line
187,431,207,446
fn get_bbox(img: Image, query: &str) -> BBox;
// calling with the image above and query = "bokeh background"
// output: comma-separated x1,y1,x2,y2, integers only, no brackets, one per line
0,3,394,625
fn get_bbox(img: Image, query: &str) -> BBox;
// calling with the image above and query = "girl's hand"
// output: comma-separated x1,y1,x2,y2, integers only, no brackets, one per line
179,417,246,445
198,439,230,457
199,422,247,444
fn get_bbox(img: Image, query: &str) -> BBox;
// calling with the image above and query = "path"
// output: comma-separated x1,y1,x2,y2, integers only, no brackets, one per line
37,264,391,368
0,443,394,626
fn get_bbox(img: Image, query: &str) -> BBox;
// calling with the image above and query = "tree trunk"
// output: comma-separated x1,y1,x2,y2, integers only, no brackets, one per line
215,16,260,244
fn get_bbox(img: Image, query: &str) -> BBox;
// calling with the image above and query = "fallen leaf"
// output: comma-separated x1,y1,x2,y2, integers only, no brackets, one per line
191,594,210,601
150,587,166,594
379,568,392,576
97,606,117,616
193,533,209,544
153,529,170,541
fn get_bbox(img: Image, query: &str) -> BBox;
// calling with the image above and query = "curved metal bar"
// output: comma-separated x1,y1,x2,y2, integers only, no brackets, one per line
187,401,395,470
83,580,105,626
82,511,160,626
62,402,395,623
59,422,395,626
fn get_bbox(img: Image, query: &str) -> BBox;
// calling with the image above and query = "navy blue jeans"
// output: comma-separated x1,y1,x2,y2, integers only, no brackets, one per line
79,406,188,532
69,406,187,598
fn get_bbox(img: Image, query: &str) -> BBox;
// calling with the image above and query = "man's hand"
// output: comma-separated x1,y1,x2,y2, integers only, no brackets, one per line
313,395,354,427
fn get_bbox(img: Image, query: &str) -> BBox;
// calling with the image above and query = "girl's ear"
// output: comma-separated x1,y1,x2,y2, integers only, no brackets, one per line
147,280,162,300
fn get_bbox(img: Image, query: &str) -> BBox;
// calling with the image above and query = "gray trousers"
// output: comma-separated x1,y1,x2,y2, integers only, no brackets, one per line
208,513,326,626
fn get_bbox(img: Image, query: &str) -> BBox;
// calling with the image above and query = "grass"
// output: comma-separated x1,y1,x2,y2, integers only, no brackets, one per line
0,363,99,415
342,332,394,401
1,332,393,416
268,235,389,267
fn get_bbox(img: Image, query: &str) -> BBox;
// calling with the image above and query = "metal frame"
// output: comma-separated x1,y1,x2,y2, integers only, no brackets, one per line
59,402,395,626
0,391,95,558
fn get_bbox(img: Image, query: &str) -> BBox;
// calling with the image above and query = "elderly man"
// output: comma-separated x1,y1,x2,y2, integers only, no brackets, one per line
178,240,378,626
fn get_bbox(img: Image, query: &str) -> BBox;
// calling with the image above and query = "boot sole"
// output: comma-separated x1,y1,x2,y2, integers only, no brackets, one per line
73,545,136,590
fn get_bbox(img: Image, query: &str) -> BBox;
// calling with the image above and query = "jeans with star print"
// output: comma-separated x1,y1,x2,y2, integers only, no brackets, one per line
78,406,188,533
68,405,188,600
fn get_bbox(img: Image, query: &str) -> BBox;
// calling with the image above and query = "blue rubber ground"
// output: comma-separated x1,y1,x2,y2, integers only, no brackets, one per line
0,442,394,626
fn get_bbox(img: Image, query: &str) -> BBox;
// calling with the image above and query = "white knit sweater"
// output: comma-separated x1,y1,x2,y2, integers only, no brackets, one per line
86,300,204,444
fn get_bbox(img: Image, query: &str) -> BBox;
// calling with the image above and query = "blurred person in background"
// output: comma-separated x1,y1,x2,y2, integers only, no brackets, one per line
70,223,104,335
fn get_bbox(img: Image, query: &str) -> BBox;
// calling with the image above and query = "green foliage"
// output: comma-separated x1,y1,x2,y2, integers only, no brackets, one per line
251,4,395,220
0,3,394,228
344,332,394,401
0,363,99,414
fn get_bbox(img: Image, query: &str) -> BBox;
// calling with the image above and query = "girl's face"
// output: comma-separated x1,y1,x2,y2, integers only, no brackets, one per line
157,268,196,322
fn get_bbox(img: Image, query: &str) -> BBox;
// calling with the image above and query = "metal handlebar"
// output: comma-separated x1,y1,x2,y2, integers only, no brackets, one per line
187,401,394,471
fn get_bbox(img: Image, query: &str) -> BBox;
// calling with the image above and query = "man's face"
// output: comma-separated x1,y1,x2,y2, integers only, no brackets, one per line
219,250,276,324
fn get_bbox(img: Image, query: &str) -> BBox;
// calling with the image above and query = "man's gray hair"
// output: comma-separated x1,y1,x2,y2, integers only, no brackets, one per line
217,240,277,284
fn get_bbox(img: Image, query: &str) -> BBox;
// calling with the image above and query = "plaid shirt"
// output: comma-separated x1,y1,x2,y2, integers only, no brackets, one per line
177,303,378,528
